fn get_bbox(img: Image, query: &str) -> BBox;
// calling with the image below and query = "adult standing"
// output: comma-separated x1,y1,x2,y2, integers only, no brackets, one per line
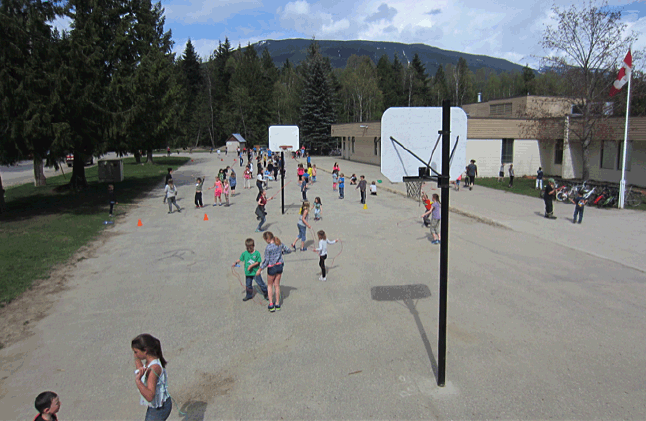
508,164,515,188
466,160,478,191
544,178,557,219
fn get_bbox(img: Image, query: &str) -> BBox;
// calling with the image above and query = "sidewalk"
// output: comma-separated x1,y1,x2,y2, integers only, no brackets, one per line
309,156,646,273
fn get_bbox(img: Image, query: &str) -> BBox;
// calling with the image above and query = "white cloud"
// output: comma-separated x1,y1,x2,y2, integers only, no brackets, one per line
365,3,398,23
278,0,359,38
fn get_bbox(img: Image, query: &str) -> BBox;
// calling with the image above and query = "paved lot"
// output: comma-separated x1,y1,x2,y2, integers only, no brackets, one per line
1,154,645,420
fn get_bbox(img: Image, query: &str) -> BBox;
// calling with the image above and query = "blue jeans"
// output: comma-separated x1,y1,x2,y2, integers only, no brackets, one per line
145,398,172,421
246,275,267,298
297,224,307,242
257,213,266,231
573,206,584,223
339,186,344,198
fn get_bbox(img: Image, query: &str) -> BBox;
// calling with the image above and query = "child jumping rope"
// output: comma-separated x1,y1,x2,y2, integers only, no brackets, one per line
132,334,172,421
208,176,223,206
421,193,441,244
314,230,339,281
256,231,292,312
313,197,322,221
291,201,312,251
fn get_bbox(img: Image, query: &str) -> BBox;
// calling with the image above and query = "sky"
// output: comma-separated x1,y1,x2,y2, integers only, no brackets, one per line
56,0,646,69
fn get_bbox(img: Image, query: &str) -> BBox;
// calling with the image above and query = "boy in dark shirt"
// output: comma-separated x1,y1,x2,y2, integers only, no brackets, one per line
544,178,557,219
34,391,61,421
356,175,367,204
108,184,117,217
466,160,477,191
571,191,587,224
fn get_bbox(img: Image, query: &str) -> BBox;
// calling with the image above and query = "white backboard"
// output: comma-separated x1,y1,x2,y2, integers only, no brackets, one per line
381,107,467,182
269,126,299,152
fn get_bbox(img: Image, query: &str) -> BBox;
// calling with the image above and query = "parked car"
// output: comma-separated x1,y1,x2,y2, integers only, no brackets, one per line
66,154,94,167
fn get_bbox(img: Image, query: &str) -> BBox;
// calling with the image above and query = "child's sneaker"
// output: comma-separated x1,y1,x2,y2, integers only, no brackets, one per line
268,304,275,312
274,304,281,311
321,277,327,282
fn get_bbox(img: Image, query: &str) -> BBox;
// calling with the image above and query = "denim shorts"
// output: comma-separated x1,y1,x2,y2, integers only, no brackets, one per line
297,224,307,241
145,398,172,421
268,264,284,276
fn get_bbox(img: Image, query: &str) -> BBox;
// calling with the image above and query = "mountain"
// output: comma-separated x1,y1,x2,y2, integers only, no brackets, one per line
252,38,526,75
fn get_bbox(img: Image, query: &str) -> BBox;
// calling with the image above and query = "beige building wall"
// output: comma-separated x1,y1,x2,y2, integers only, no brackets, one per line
513,140,542,176
465,139,503,177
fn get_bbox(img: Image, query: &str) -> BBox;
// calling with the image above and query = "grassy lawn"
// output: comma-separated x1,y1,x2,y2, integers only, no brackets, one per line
476,176,646,211
0,157,189,305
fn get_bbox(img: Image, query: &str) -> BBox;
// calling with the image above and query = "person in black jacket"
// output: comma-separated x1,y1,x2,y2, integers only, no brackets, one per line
108,185,118,217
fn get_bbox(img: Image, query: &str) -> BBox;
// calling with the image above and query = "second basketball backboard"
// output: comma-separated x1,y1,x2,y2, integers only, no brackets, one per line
268,126,299,152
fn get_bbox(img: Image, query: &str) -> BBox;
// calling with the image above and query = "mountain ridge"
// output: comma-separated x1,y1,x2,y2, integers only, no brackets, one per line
251,38,527,75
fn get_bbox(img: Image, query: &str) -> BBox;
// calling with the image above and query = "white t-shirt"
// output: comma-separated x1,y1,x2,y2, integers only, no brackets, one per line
257,173,264,183
316,239,337,256
370,184,377,193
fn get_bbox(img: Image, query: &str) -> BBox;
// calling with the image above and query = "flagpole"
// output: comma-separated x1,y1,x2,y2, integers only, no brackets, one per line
618,60,632,209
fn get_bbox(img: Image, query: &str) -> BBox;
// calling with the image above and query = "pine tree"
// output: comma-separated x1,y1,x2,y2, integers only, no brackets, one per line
0,0,61,193
273,59,302,125
407,53,428,106
300,41,337,152
178,39,205,149
432,65,449,106
376,54,399,110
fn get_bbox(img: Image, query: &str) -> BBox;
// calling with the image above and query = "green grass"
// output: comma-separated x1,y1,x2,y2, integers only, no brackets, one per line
0,157,189,305
475,176,646,211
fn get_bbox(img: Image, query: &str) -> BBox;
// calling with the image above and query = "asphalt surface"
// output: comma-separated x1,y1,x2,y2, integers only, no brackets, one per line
1,153,645,420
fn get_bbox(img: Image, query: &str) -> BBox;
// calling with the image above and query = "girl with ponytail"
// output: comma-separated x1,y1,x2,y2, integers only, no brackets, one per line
131,334,172,420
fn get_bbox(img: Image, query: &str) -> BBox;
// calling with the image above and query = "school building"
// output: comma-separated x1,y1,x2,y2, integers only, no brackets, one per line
330,96,646,187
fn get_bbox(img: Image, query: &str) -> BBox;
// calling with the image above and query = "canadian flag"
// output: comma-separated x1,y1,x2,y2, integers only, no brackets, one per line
609,50,632,97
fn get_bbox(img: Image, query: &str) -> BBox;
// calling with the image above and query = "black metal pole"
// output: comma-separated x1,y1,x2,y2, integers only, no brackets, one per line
438,99,451,387
281,151,285,215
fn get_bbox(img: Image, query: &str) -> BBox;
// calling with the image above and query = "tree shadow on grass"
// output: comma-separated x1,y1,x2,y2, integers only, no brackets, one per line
0,158,190,223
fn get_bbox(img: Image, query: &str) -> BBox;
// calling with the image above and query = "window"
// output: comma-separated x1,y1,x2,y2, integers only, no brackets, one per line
600,140,617,169
501,139,514,163
374,137,380,155
617,140,632,171
490,103,512,117
342,137,346,152
352,137,355,154
554,139,564,165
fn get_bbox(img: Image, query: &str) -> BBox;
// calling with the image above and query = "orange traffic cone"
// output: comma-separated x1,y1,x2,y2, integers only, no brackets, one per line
204,214,209,221
137,219,143,226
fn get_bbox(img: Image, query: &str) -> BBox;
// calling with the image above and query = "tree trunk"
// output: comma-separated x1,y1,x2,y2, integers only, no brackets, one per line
69,151,87,189
146,149,154,164
581,141,591,181
134,150,142,164
0,174,6,213
33,157,47,187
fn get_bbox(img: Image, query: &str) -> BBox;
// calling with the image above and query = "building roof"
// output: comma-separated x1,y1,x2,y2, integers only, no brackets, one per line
228,133,246,143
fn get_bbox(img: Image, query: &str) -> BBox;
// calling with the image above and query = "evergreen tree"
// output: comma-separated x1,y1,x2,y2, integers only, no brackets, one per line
432,65,449,106
228,43,274,143
178,39,205,150
522,65,535,95
300,41,336,152
273,59,302,125
56,0,129,188
376,54,399,110
205,38,232,147
0,0,61,193
391,53,407,106
407,53,428,106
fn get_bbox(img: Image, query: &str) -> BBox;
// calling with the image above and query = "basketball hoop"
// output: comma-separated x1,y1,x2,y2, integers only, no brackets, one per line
403,176,435,202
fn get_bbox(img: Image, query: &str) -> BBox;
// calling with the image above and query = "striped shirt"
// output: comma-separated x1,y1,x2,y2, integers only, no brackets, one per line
260,243,292,269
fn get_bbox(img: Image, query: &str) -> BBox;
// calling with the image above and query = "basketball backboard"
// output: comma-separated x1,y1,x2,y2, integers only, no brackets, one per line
381,107,467,182
268,126,299,152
